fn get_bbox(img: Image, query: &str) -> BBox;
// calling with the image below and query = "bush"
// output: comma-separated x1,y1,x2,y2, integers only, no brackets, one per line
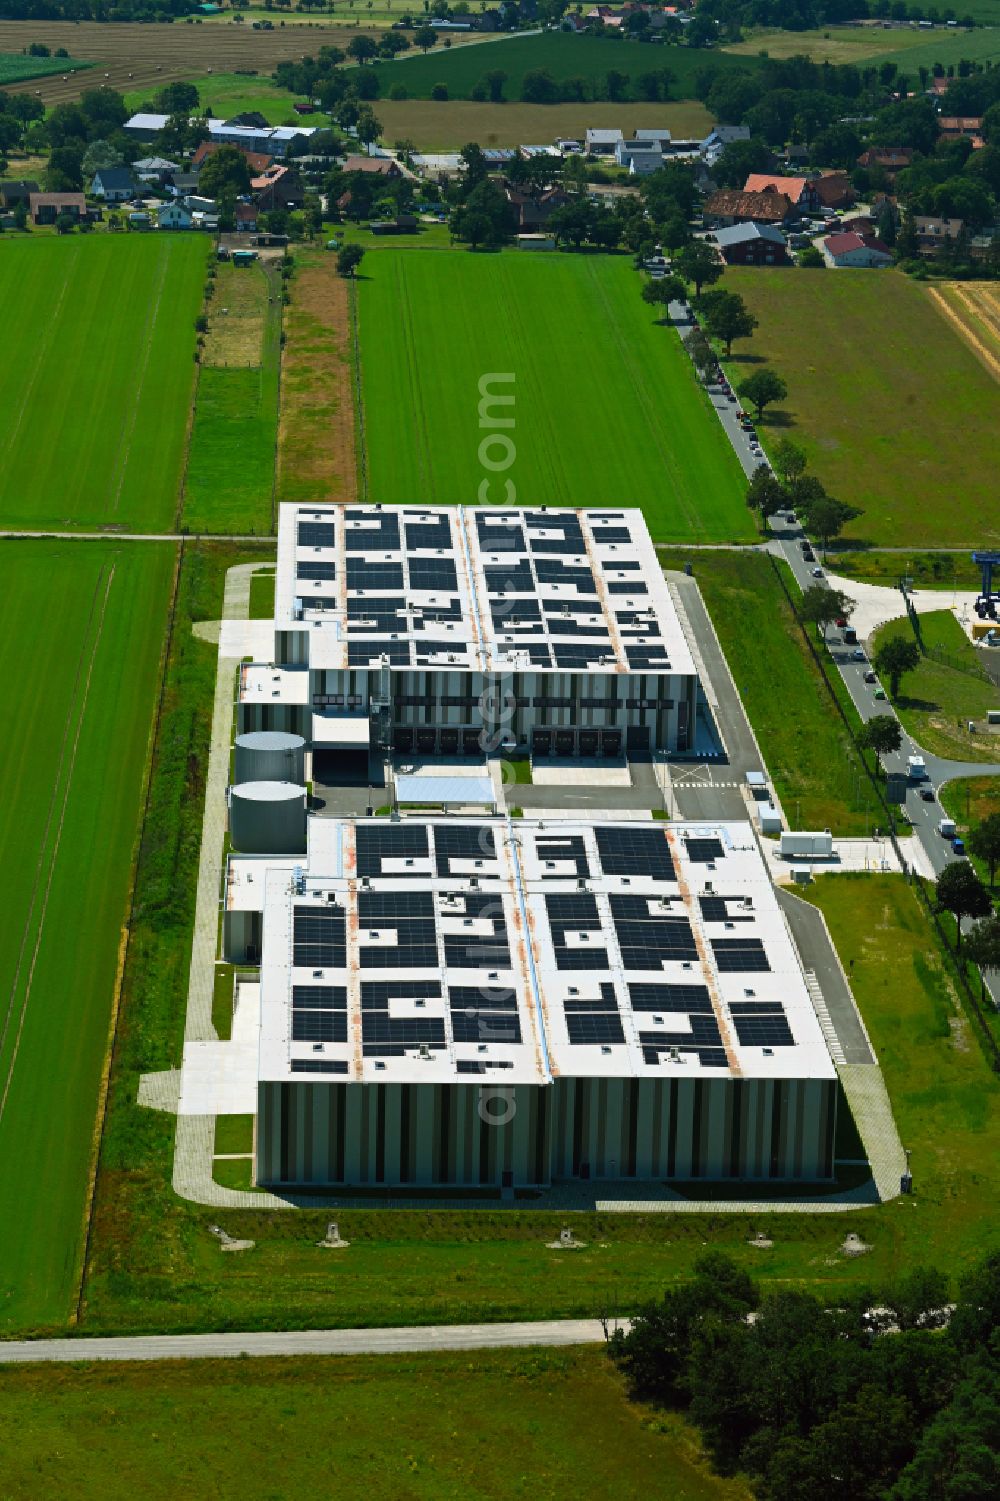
430,82,448,101
389,83,408,101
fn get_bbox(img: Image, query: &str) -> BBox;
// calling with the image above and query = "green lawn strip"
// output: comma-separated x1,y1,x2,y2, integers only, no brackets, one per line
0,540,175,1334
724,268,1000,548
829,550,982,591
799,872,1000,1274
212,1158,259,1192
214,1115,254,1157
362,31,758,102
0,1349,748,1501
181,265,281,535
359,249,750,542
870,610,1000,762
248,569,275,619
126,71,300,126
212,964,235,1041
0,53,91,84
661,550,877,833
0,237,208,532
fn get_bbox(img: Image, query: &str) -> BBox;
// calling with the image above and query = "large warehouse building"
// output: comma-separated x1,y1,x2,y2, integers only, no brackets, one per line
238,503,701,765
225,818,838,1190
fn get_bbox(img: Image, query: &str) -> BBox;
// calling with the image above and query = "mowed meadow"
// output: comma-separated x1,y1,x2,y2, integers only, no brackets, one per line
726,268,1000,547
0,237,207,532
0,542,174,1332
359,250,751,542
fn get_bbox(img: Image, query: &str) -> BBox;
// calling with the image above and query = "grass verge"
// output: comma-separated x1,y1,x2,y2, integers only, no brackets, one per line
829,549,982,591
0,1348,749,1501
248,569,275,620
871,610,1000,761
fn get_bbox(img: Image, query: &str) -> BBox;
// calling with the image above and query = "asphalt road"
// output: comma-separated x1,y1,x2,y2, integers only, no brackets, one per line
0,1319,621,1366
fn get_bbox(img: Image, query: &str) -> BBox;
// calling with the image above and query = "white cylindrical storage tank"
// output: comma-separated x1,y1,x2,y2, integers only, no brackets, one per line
230,782,307,854
234,730,306,786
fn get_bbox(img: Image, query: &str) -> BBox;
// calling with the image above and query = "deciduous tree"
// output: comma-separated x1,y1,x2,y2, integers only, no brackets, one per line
859,713,903,768
873,635,921,699
737,367,787,420
935,860,993,949
968,811,1000,886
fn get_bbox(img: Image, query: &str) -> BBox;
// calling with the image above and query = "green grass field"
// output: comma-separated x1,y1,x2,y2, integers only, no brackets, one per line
0,237,208,532
363,31,757,102
0,51,90,84
871,608,1000,760
182,261,280,534
662,551,875,832
0,541,175,1333
726,269,1000,548
829,549,982,591
127,70,302,126
359,250,750,541
0,1349,749,1501
726,22,1000,71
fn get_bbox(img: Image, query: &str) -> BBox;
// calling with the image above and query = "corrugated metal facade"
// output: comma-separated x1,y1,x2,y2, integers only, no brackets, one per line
257,1077,836,1187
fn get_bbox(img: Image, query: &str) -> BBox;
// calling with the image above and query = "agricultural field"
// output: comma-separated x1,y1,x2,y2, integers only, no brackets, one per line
0,51,90,85
725,22,1000,71
363,31,758,102
726,268,1000,548
0,18,360,107
0,541,175,1334
0,236,207,533
0,1350,749,1501
126,69,303,127
660,550,875,833
358,249,751,542
182,257,280,534
870,608,1000,761
377,97,714,149
931,280,1000,384
276,248,357,506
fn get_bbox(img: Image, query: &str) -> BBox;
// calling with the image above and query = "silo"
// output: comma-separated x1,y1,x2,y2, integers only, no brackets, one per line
230,782,307,854
234,730,306,786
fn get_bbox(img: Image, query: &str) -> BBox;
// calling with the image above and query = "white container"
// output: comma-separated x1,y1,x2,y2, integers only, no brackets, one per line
779,831,834,858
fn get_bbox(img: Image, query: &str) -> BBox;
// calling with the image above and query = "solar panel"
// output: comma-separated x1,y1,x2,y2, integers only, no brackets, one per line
566,1013,625,1045
297,561,336,581
628,983,712,1013
711,938,770,973
293,906,346,968
291,1059,348,1074
363,1016,446,1045
361,980,442,1006
348,641,409,667
292,985,347,1009
536,836,591,876
346,561,405,592
456,1059,514,1073
475,517,525,553
485,561,534,594
451,1009,522,1043
592,527,632,544
409,558,458,592
405,518,451,550
448,986,518,1012
684,837,725,863
344,512,399,551
608,582,647,596
535,561,596,595
356,823,428,878
292,1010,348,1042
731,1017,794,1046
434,825,496,877
699,896,754,924
610,896,698,970
297,521,335,547
596,827,675,879
443,935,511,969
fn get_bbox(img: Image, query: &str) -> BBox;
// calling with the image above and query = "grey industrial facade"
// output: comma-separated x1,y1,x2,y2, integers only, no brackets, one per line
238,503,701,760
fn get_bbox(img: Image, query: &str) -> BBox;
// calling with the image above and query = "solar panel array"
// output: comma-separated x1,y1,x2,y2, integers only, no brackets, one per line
356,823,429,879
545,892,609,971
610,895,698,970
360,978,445,1057
711,938,771,973
358,890,437,969
297,519,335,548
293,905,346,969
596,826,675,880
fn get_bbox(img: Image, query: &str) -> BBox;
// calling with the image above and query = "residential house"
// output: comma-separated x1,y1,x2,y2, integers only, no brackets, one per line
28,192,87,226
703,188,794,227
856,146,913,185
505,185,571,230
235,200,259,232
157,200,193,230
633,128,673,152
132,156,180,185
823,231,892,268
170,172,200,198
615,139,664,176
342,155,402,178
814,171,855,211
252,164,304,212
699,125,750,167
913,215,965,256
938,117,983,146
585,128,624,156
90,167,139,203
743,173,822,215
712,222,790,267
192,141,274,176
0,179,38,210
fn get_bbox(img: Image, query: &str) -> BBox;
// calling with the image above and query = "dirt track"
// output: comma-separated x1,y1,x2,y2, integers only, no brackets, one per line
0,19,363,106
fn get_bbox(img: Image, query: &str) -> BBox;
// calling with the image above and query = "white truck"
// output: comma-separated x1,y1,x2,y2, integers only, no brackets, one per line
907,755,928,780
938,818,957,839
779,830,834,859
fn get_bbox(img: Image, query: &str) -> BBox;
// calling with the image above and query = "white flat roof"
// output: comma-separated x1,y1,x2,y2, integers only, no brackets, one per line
252,819,836,1088
272,504,696,679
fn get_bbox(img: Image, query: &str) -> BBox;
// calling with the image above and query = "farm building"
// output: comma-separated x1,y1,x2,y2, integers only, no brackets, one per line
703,189,793,227
28,192,87,225
743,173,822,214
124,114,315,158
229,817,838,1189
823,231,892,269
0,179,38,209
712,223,789,267
238,504,702,764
